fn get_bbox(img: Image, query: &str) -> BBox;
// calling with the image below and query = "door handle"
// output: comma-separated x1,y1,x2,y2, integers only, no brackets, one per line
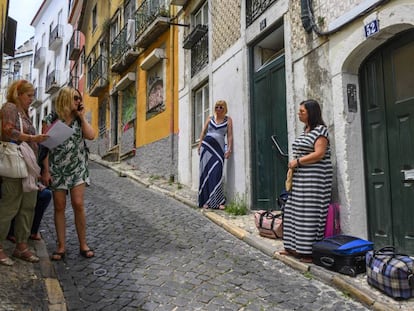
271,135,288,158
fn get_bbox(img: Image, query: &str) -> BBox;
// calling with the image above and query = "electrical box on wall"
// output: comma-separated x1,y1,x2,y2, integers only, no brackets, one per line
347,84,357,112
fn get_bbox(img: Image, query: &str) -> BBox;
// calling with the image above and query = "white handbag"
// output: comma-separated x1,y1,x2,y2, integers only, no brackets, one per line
0,111,29,178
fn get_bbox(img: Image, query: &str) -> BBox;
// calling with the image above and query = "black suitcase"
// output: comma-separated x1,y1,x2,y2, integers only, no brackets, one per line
312,235,374,277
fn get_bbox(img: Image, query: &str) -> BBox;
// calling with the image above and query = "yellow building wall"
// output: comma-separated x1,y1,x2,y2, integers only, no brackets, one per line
135,24,179,147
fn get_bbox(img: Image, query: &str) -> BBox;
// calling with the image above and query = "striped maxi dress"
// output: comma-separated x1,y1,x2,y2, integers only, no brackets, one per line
198,116,228,209
283,125,333,255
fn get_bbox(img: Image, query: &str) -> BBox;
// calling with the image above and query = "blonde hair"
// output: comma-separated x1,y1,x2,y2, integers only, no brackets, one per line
214,100,228,116
6,79,34,104
55,87,80,119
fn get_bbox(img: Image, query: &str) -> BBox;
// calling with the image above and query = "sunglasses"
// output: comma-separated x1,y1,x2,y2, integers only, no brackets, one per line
74,95,82,102
215,106,224,110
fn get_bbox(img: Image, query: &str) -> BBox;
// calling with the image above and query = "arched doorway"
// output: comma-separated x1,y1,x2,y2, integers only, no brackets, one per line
360,29,414,254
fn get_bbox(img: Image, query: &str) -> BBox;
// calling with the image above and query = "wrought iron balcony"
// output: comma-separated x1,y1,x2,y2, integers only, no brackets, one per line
246,0,277,27
110,22,138,73
88,55,108,97
69,30,81,60
183,24,208,49
33,47,46,69
134,0,170,49
45,70,60,94
191,28,208,77
49,24,63,51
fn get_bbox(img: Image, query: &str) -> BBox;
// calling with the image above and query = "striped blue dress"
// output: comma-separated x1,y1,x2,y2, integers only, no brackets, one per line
198,116,228,208
283,125,333,255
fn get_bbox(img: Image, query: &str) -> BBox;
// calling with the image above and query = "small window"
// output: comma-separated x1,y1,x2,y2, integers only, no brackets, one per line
193,83,209,143
192,1,208,27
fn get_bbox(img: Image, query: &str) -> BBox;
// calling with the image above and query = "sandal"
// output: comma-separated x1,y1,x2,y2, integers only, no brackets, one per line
12,248,39,263
6,235,16,243
0,256,14,266
279,249,299,258
80,249,94,258
30,233,42,241
51,251,66,261
0,249,14,266
299,255,313,263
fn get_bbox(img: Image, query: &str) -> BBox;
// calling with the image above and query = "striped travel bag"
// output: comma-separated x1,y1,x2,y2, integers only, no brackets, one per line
366,246,414,299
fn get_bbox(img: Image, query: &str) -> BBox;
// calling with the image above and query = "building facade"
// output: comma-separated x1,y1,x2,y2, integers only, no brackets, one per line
1,38,34,106
79,0,180,180
177,0,414,254
30,0,73,132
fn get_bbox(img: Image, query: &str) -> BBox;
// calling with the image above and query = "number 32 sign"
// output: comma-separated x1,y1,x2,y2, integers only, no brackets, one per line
364,19,379,38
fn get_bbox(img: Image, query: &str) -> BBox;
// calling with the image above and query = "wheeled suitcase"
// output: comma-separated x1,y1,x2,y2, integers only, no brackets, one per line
312,235,374,277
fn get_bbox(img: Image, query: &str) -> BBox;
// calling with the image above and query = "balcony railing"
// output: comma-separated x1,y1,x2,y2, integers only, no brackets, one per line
191,28,208,77
110,22,139,73
69,30,81,60
33,47,46,68
88,55,108,97
134,0,170,48
45,70,60,94
246,0,277,27
183,24,208,49
49,24,63,50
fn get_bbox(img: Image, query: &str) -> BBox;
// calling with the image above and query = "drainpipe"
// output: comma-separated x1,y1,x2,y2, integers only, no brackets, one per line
301,0,389,36
169,5,175,183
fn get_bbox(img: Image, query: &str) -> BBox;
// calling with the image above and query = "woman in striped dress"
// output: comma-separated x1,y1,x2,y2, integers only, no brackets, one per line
197,100,233,209
280,99,333,263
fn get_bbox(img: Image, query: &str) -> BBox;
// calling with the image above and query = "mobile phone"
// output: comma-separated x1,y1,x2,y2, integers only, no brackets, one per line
77,105,83,111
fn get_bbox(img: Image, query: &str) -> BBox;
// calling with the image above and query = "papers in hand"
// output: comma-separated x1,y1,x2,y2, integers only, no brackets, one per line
40,120,74,149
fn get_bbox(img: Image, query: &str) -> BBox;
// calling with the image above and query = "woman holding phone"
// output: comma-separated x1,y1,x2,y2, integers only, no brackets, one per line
42,87,96,261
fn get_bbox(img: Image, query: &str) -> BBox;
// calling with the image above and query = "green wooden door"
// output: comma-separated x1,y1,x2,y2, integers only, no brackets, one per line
360,30,414,254
251,55,287,210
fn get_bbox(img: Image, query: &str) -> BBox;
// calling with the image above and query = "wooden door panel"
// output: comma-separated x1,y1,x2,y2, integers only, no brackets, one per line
360,55,393,247
251,56,287,210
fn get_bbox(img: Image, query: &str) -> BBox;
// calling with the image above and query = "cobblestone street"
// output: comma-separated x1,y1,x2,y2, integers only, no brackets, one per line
40,162,368,310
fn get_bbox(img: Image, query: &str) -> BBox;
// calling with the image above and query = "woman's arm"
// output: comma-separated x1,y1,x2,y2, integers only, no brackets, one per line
288,136,328,169
197,118,210,155
225,116,233,159
78,113,96,140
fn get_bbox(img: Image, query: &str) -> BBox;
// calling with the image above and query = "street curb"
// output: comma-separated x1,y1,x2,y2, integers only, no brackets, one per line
90,158,400,311
34,239,67,311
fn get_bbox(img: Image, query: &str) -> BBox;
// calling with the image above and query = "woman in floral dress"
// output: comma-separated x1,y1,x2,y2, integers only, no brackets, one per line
42,87,96,260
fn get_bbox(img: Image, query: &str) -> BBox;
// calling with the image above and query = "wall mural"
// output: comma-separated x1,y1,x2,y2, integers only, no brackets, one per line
121,83,136,156
146,61,165,119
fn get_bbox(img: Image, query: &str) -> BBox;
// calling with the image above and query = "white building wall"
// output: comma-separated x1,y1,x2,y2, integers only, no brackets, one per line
31,0,73,130
327,0,414,238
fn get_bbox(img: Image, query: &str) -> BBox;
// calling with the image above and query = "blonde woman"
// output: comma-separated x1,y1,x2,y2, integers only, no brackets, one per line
0,79,48,266
42,87,96,260
197,100,233,209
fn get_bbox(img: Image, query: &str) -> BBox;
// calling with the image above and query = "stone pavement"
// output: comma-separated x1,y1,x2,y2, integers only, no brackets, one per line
0,153,413,310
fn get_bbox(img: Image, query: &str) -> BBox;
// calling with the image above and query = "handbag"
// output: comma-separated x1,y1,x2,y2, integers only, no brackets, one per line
0,141,29,178
0,112,28,178
254,210,283,239
285,168,293,191
366,246,414,299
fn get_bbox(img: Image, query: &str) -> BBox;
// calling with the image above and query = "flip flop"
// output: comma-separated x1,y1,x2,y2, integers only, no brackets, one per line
80,249,94,258
51,251,66,261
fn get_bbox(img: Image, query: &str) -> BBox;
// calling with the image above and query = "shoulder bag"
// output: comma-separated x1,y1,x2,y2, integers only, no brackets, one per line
0,110,28,178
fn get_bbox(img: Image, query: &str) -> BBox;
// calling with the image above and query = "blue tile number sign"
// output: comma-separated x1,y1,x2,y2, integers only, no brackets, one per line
364,19,379,38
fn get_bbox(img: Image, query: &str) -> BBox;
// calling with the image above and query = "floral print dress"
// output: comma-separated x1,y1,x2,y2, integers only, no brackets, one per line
45,114,89,191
